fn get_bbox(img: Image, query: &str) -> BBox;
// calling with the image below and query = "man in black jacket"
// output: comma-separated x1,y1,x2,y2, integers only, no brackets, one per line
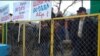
68,7,97,56
40,21,50,56
68,18,80,56
54,11,66,56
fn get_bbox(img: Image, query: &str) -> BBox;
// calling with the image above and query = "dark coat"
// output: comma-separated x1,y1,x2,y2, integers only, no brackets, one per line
80,17,97,56
68,17,97,56
68,19,80,47
54,26,66,42
40,26,50,43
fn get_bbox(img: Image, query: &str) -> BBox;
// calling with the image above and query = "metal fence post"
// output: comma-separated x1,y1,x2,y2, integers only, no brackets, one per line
23,23,26,56
2,24,4,44
50,19,54,56
98,14,100,56
6,23,8,44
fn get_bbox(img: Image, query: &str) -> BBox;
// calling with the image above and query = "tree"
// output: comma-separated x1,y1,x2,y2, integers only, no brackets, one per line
53,0,77,15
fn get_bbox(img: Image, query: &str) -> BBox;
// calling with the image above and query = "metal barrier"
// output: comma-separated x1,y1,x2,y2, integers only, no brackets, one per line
7,23,23,56
1,13,100,56
52,14,98,56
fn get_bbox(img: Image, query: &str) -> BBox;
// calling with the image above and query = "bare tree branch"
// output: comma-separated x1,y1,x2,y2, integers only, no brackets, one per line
58,0,62,12
63,0,77,15
54,0,62,13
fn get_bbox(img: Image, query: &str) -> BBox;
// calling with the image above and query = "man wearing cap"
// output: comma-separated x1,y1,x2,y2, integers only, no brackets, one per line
77,7,97,56
68,7,97,56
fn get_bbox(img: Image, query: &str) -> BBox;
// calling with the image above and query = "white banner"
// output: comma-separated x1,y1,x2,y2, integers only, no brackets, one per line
0,5,10,23
13,1,31,21
31,1,51,20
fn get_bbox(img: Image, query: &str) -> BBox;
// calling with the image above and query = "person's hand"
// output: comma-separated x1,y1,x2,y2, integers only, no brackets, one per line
78,31,82,38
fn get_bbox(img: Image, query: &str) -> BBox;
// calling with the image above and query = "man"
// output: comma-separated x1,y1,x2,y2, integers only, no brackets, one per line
40,21,50,56
54,11,66,56
51,8,56,18
77,7,97,56
68,7,97,56
54,20,65,56
68,16,80,56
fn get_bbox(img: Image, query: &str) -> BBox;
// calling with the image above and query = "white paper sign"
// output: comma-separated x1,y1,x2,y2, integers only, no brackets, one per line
31,1,51,20
0,5,10,23
13,1,31,21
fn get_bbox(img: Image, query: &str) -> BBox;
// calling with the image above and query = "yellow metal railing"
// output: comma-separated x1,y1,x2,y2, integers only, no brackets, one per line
2,24,4,44
1,13,100,56
50,19,54,56
50,13,99,56
98,15,100,56
2,23,8,44
23,23,26,56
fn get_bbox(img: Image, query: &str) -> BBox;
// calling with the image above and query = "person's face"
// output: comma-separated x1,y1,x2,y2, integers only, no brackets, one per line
54,21,60,29
77,11,86,15
41,22,48,28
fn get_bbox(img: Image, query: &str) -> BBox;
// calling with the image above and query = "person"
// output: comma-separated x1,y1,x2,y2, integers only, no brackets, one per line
25,22,38,56
54,20,65,56
68,7,97,56
9,23,19,45
77,7,97,56
51,8,56,18
40,21,50,56
68,17,80,56
54,11,66,56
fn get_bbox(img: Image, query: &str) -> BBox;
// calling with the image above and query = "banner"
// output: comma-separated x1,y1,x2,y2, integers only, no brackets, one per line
13,1,31,21
31,0,51,20
0,5,10,23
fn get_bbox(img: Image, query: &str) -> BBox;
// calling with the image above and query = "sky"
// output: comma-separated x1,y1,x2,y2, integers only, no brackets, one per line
0,1,90,15
52,1,90,15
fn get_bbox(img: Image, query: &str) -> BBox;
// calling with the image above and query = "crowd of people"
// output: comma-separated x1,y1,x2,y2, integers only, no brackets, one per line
68,7,97,56
6,7,97,56
40,7,97,56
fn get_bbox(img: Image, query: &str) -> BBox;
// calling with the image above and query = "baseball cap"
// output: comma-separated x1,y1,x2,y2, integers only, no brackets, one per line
77,7,86,13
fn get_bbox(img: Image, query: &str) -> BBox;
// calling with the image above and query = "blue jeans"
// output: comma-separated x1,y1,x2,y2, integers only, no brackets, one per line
40,42,49,56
